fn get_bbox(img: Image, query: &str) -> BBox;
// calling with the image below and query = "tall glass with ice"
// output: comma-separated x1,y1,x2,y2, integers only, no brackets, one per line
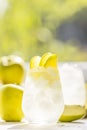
22,53,64,124
59,64,86,122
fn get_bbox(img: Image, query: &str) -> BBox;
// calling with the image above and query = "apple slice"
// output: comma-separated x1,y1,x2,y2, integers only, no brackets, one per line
59,105,86,122
0,84,24,122
0,55,25,85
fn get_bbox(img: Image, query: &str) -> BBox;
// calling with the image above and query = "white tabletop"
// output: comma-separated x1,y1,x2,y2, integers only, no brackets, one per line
0,119,87,130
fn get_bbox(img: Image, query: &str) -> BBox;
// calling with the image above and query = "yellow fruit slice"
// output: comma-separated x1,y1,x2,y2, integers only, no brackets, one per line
39,52,58,68
59,105,86,122
85,83,87,109
30,56,41,69
30,67,59,81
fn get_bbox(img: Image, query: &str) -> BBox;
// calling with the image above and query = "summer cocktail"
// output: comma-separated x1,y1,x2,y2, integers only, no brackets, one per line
22,52,64,124
59,64,86,122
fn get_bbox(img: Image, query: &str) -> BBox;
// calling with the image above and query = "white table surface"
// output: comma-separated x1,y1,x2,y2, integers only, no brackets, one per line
0,119,87,130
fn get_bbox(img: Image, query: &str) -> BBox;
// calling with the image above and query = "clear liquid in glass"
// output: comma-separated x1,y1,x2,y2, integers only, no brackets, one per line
22,67,64,124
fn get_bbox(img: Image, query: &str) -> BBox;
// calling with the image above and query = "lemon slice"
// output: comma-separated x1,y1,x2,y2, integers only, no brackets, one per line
30,56,41,69
39,52,58,68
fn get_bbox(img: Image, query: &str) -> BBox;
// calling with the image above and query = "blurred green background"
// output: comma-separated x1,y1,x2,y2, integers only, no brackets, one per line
0,0,87,61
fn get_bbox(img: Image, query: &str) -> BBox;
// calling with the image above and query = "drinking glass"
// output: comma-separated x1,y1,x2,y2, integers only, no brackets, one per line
22,67,64,124
59,63,86,119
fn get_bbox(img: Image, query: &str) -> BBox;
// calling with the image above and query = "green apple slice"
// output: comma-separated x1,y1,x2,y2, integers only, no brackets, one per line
0,84,24,122
0,55,25,85
59,105,86,122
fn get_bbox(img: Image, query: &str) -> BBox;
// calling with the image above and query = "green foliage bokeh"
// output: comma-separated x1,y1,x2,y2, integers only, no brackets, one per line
0,0,87,61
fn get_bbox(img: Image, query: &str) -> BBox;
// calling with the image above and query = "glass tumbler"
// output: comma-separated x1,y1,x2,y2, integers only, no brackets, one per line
59,63,86,121
22,67,64,124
